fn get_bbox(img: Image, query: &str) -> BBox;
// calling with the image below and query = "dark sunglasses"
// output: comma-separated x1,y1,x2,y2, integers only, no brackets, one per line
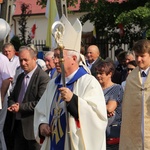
127,68,134,71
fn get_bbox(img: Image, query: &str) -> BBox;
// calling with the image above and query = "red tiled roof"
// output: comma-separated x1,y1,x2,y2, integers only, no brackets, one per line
14,0,46,15
14,0,80,16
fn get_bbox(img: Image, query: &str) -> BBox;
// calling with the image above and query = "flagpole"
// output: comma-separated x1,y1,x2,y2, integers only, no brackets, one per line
46,0,59,47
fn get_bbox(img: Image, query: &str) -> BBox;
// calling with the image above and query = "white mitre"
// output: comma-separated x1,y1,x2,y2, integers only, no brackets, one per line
0,18,10,41
60,15,82,53
52,14,82,53
52,15,91,74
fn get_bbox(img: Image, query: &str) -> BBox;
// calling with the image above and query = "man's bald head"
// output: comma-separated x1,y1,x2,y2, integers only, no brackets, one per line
86,45,100,63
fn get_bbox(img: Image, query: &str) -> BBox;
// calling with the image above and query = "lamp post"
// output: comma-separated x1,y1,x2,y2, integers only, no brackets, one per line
56,0,68,18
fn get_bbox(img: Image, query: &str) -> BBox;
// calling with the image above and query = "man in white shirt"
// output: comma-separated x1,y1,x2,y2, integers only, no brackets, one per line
0,20,12,150
0,53,12,150
2,43,20,150
2,43,20,78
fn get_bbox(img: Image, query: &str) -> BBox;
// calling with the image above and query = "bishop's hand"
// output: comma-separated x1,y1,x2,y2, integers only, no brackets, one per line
59,87,73,102
39,123,51,137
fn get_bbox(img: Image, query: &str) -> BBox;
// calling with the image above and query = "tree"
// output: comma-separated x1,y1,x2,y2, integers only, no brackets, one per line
10,35,22,51
18,3,32,45
36,0,47,7
80,0,150,48
116,2,150,40
36,0,150,50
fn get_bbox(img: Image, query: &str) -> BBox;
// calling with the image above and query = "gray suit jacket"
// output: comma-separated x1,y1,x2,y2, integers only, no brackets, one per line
45,68,59,79
90,57,103,77
8,66,50,140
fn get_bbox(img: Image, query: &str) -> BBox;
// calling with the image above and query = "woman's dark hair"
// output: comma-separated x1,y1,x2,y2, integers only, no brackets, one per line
95,60,115,76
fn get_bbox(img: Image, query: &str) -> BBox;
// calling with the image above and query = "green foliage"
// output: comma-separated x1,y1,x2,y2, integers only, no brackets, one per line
115,2,150,43
116,6,150,27
80,0,150,48
36,0,47,8
36,0,150,48
67,0,78,7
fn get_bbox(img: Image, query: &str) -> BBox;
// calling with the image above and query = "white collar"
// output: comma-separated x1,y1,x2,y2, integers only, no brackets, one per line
61,68,79,84
25,65,38,78
140,67,150,75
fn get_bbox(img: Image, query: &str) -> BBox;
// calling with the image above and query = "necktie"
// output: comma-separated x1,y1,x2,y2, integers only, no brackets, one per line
16,75,29,119
141,71,147,77
17,75,29,103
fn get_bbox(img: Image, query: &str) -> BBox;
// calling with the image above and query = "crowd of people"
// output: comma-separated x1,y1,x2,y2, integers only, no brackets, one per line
0,15,150,150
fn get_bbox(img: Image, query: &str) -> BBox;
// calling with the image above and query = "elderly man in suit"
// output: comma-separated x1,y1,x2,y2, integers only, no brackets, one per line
7,46,50,150
86,45,103,77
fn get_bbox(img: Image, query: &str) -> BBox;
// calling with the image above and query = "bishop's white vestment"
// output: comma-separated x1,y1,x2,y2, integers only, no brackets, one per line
34,72,107,150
